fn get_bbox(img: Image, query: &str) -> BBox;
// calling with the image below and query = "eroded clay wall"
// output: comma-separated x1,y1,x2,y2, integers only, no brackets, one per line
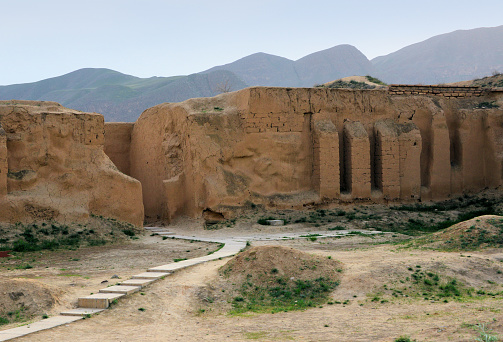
344,121,371,199
104,122,134,175
128,87,503,222
0,127,7,196
312,120,339,199
0,101,144,227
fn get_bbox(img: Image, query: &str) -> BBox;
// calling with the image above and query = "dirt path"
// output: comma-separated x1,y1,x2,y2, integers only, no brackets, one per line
8,236,503,342
0,235,218,324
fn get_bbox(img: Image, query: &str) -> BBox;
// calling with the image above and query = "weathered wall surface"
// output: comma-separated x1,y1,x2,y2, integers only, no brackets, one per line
104,122,134,175
388,85,485,98
0,101,144,227
127,87,503,222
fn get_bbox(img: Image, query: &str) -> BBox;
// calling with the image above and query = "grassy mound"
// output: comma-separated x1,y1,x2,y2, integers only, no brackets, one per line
218,246,342,313
418,215,503,250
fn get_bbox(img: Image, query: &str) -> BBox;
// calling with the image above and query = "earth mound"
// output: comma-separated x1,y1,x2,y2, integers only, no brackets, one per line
221,245,342,282
205,246,343,313
0,279,61,326
316,75,387,89
424,215,503,250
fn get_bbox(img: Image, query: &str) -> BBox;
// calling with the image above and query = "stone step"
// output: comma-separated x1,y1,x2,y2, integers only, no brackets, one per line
99,285,140,295
144,227,166,231
148,259,204,272
78,293,125,309
0,315,83,341
131,271,171,280
156,232,174,235
120,278,155,287
60,308,106,317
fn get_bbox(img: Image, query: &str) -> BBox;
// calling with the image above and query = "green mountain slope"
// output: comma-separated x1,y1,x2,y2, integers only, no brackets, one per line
0,68,247,122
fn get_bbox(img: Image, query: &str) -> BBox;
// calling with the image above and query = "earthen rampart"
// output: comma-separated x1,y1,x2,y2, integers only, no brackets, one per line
0,101,144,227
122,87,503,222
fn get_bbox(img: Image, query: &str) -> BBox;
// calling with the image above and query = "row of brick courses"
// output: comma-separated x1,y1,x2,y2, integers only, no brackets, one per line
388,85,484,98
242,112,304,133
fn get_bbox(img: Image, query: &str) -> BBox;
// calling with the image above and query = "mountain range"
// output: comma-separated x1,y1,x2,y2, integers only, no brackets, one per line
1,25,502,122
202,44,373,87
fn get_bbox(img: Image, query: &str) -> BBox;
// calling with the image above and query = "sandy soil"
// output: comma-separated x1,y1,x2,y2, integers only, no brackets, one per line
3,225,502,342
0,235,218,326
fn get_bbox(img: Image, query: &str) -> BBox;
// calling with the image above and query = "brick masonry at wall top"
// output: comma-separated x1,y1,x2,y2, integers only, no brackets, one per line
388,85,486,98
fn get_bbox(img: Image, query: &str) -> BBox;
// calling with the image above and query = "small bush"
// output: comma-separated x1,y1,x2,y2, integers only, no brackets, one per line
122,229,136,237
365,75,387,85
394,336,414,342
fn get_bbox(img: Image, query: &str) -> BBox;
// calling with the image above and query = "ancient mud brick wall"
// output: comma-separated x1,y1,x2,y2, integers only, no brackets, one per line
388,85,484,98
0,101,144,226
343,121,371,199
312,120,339,198
374,120,400,199
243,88,307,133
0,127,6,196
104,123,134,175
124,87,503,223
397,124,422,199
243,111,305,133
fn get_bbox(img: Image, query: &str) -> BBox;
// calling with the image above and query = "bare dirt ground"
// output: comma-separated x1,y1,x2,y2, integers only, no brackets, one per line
0,235,218,328
2,222,502,342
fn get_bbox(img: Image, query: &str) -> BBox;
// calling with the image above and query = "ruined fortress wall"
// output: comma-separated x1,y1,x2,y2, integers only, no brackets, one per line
0,101,144,227
104,123,134,175
127,87,503,222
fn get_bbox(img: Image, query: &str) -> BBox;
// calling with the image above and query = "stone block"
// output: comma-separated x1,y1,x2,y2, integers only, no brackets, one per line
99,285,140,295
60,308,106,317
266,219,284,226
131,272,171,279
120,278,156,288
78,293,125,309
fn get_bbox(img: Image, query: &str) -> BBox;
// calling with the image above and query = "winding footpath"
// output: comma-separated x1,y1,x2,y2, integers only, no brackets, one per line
0,227,383,341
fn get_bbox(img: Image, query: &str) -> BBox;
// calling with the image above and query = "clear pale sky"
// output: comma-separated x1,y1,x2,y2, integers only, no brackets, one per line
1,0,502,85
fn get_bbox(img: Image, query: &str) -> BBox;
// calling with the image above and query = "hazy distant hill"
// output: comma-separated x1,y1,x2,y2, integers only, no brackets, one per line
372,25,503,84
203,52,299,87
0,68,247,122
295,45,374,86
203,44,374,87
2,25,503,122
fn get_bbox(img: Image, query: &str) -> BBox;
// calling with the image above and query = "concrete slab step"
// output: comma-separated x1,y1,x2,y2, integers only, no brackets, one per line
60,308,106,317
131,271,171,279
78,293,125,309
120,278,155,287
148,259,204,272
0,315,82,341
99,285,140,295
